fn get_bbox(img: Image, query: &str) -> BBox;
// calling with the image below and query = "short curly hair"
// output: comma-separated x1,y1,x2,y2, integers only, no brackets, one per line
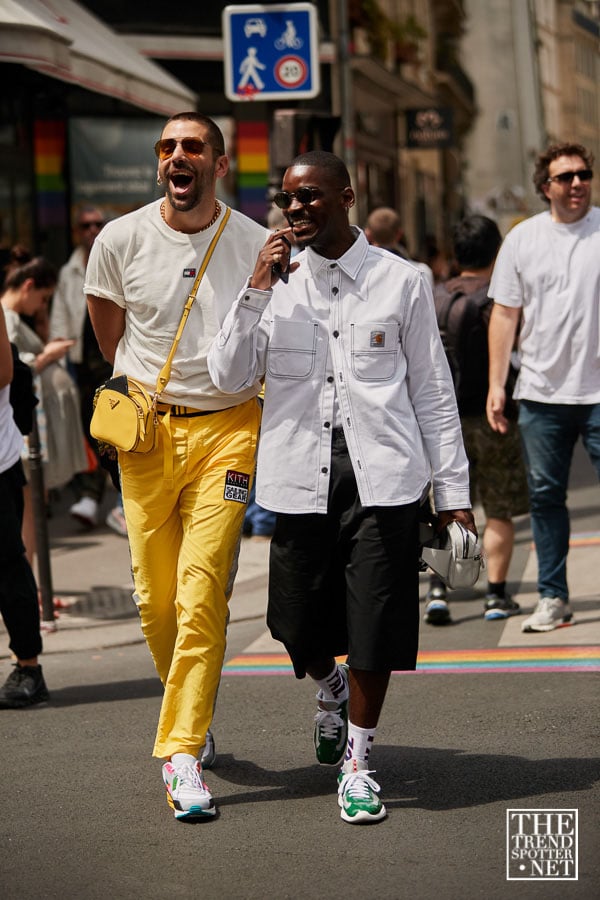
533,142,594,202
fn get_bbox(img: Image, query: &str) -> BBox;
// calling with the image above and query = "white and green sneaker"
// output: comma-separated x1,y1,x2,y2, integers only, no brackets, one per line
337,759,387,824
314,664,349,766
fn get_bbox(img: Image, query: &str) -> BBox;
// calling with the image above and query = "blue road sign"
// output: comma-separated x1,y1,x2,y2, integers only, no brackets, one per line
223,3,320,102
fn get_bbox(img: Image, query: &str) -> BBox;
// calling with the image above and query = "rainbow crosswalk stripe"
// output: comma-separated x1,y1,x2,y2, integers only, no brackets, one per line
569,532,600,547
223,646,600,676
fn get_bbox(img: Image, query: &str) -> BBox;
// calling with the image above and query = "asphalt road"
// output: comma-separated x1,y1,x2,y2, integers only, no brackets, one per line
1,634,597,900
0,444,598,899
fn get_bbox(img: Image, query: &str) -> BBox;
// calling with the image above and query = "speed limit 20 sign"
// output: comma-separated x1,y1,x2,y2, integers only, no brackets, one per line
223,3,320,101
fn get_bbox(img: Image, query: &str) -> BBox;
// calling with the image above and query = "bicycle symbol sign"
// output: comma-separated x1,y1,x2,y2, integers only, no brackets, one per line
223,3,320,102
275,21,303,50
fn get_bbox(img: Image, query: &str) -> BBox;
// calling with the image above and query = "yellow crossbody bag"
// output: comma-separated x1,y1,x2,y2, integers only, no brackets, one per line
90,207,231,453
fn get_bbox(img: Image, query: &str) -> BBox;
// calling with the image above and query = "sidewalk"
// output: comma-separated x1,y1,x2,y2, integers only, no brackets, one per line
2,453,599,658
0,486,270,658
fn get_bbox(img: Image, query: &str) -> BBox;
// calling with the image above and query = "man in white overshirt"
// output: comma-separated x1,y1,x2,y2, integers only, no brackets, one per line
208,150,474,825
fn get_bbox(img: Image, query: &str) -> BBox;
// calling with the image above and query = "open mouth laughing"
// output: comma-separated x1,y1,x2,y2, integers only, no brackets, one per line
169,167,194,198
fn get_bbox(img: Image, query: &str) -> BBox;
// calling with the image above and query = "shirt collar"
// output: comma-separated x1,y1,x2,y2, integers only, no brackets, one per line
305,227,369,281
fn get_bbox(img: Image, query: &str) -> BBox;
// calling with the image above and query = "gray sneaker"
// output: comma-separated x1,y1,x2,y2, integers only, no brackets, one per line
521,597,574,633
200,729,216,769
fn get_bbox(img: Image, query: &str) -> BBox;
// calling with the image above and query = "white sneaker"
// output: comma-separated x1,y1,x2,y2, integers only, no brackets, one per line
162,758,216,820
105,505,128,537
337,759,387,824
521,596,574,633
69,496,99,528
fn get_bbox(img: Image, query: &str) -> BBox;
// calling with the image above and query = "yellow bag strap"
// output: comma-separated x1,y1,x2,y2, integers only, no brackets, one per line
154,205,232,398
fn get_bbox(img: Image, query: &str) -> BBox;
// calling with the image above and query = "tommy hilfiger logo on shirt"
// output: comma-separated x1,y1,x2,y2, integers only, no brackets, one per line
183,268,197,278
224,470,250,504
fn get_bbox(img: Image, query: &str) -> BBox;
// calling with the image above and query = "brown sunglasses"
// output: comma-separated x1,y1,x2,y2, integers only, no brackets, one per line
154,137,222,160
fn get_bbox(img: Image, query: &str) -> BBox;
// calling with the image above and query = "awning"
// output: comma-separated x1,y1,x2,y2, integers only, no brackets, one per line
0,0,197,116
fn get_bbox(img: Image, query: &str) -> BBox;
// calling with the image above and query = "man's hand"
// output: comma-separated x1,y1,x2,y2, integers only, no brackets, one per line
486,384,510,434
487,303,520,434
35,338,75,372
437,508,477,539
249,228,299,290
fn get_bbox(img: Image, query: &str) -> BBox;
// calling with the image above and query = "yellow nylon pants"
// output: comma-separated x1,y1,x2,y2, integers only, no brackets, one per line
118,398,260,759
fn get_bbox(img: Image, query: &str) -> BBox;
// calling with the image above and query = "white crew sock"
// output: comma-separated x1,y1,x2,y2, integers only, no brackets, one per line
314,664,348,704
344,722,376,765
170,752,197,768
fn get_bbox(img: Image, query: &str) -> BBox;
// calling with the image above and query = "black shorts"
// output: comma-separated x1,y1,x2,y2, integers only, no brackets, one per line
267,429,420,677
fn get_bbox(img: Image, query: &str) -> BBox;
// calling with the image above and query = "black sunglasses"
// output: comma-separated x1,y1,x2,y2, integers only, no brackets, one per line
547,169,593,185
273,187,322,209
154,137,221,160
79,220,104,229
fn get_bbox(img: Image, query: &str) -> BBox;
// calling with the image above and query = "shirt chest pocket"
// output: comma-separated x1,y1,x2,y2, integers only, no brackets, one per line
267,319,318,379
351,323,400,381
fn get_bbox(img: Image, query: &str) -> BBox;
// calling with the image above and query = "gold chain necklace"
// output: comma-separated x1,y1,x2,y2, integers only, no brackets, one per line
160,199,221,232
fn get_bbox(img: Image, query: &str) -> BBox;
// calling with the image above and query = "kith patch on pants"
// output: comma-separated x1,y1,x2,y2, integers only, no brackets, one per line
224,469,250,503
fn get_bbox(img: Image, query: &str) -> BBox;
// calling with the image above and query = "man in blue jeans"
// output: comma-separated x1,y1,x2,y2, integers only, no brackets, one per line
487,142,600,632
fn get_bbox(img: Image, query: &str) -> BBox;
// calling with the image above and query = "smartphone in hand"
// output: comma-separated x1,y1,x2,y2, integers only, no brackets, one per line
272,235,291,284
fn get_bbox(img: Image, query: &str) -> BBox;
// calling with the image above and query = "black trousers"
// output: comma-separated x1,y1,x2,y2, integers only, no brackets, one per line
268,429,420,677
0,460,41,660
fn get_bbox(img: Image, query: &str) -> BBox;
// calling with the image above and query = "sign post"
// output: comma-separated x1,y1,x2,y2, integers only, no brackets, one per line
223,4,320,102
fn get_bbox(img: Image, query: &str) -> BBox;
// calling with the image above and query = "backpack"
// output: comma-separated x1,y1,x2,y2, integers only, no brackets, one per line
434,280,518,418
433,281,489,415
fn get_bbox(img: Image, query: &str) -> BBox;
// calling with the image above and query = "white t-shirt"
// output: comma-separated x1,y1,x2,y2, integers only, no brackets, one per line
0,384,23,475
84,200,269,409
489,206,600,404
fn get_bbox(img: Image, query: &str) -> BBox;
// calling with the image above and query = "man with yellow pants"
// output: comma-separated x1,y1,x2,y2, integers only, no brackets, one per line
85,112,268,820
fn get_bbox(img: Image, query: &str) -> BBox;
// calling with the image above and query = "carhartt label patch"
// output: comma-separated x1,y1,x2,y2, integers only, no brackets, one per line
183,268,196,278
224,469,250,504
370,331,385,347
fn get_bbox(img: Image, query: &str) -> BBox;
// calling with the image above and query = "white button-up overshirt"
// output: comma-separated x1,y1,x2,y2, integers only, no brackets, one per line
208,229,470,514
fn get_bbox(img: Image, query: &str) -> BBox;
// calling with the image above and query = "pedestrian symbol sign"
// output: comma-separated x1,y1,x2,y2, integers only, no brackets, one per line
223,3,320,102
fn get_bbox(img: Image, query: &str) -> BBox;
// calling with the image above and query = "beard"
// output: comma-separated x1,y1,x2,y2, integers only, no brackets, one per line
164,161,216,212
